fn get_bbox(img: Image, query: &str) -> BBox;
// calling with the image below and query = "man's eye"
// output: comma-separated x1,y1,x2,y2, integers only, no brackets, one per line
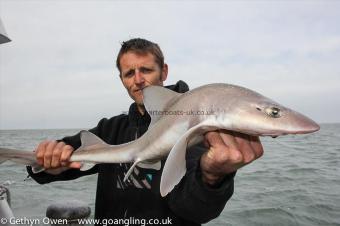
124,71,134,77
140,68,153,73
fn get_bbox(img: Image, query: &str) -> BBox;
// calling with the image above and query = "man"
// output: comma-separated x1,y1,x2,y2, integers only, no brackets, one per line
28,38,263,225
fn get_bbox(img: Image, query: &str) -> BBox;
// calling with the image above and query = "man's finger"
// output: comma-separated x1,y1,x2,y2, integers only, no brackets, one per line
44,140,57,169
234,133,257,164
218,130,239,150
68,162,82,169
205,131,226,148
219,131,258,165
60,145,74,166
50,142,64,168
249,136,264,159
36,140,50,165
209,130,244,167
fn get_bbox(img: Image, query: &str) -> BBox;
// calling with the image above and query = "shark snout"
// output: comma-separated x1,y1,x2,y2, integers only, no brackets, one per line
287,113,320,134
294,120,320,134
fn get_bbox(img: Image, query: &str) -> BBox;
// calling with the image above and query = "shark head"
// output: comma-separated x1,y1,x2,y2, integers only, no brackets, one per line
234,100,320,136
210,85,320,137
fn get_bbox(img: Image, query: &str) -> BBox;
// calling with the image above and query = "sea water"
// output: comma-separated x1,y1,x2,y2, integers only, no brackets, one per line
0,124,339,226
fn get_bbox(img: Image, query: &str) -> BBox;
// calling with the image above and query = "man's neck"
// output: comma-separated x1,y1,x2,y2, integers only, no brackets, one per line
137,104,146,115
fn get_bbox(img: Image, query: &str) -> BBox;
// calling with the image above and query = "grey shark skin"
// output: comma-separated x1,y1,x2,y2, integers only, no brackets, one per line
0,83,320,196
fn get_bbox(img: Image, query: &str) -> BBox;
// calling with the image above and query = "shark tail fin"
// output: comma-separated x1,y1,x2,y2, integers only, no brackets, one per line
0,148,35,164
0,148,45,173
0,149,16,165
0,156,9,164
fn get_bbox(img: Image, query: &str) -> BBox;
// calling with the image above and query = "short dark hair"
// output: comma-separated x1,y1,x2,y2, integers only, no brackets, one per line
116,38,164,75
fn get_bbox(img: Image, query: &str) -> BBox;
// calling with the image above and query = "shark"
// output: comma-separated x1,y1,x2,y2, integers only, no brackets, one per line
0,83,320,196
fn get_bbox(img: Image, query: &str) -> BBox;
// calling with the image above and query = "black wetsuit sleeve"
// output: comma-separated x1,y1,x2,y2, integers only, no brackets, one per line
166,144,235,224
26,118,110,184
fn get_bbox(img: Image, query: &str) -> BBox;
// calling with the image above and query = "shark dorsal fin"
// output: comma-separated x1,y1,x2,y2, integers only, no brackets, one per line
143,86,181,126
80,130,108,149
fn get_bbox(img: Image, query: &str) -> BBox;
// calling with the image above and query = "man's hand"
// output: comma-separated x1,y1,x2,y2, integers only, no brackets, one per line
200,130,264,186
35,141,81,174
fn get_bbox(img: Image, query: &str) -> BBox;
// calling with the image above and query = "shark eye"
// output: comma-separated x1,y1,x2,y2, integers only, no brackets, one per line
265,107,281,118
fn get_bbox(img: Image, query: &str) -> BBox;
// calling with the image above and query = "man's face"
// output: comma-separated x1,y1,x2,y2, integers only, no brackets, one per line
119,51,168,106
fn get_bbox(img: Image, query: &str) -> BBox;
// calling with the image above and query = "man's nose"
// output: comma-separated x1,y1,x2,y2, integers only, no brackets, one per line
134,69,145,84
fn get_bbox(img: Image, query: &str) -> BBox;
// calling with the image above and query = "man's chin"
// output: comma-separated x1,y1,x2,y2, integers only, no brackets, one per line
129,92,142,103
135,100,144,106
131,96,143,106
135,95,144,104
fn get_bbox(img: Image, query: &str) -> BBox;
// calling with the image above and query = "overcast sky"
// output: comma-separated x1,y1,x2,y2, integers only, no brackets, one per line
0,0,339,129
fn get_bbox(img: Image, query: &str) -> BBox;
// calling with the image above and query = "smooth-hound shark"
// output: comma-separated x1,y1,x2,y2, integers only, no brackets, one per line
0,83,320,196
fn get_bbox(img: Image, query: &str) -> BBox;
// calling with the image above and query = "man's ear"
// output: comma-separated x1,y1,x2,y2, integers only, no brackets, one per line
161,63,168,82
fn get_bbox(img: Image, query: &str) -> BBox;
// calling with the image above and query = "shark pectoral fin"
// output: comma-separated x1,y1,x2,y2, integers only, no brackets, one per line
160,133,189,197
160,123,208,197
160,123,215,197
142,86,182,127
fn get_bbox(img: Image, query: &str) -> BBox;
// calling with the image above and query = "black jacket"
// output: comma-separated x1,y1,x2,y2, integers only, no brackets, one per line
27,80,235,225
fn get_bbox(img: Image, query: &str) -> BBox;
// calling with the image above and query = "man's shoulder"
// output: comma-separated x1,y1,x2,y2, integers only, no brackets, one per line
92,114,130,140
166,80,189,93
98,113,129,126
